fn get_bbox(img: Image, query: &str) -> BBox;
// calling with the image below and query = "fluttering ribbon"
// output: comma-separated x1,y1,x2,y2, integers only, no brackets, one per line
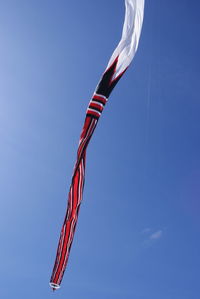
50,0,145,290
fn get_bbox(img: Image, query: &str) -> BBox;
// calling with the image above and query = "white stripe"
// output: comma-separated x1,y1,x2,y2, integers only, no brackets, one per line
77,120,95,168
56,118,96,284
51,221,66,282
58,217,76,284
78,160,84,205
78,119,96,156
87,108,101,116
52,183,73,281
53,188,73,278
90,100,104,109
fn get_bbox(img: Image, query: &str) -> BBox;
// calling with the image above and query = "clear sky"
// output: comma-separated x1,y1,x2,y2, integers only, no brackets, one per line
0,0,200,298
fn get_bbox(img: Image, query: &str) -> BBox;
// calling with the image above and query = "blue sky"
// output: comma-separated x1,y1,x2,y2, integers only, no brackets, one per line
0,0,200,298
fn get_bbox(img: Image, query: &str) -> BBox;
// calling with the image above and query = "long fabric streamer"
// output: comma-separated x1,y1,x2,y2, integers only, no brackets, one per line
50,0,145,290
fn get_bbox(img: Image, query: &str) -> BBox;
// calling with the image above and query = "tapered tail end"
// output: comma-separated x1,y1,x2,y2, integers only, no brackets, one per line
49,282,60,291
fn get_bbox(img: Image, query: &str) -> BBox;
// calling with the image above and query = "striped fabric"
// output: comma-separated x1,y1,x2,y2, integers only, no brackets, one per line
50,117,98,290
87,94,107,119
50,0,145,290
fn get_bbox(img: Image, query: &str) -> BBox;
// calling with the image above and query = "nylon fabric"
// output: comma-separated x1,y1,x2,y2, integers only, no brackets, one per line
50,0,145,290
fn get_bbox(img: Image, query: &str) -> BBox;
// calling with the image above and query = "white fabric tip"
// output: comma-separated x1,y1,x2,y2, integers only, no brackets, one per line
106,0,145,78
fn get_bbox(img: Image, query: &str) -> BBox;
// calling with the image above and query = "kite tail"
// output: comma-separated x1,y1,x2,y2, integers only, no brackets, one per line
50,0,145,290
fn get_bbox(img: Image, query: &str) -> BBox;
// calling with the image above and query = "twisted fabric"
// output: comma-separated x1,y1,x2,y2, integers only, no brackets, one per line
50,0,145,290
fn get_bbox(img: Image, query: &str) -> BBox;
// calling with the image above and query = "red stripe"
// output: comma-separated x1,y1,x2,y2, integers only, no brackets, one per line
77,119,95,162
52,168,81,284
52,154,88,285
93,94,107,105
87,110,100,118
53,221,70,283
80,116,91,140
50,99,108,288
89,103,103,112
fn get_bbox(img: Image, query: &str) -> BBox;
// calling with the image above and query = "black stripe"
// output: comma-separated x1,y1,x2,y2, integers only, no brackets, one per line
86,113,99,119
72,119,97,182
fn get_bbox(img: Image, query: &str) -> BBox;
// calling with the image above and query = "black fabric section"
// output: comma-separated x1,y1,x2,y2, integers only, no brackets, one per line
95,57,126,98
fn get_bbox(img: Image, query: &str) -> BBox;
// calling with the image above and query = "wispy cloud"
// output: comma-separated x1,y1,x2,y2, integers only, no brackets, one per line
141,228,163,247
149,230,163,240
